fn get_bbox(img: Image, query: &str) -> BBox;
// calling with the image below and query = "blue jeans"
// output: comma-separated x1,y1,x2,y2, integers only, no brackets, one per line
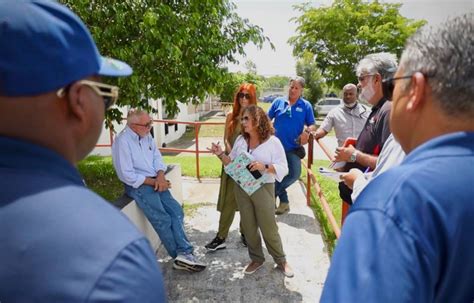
275,151,301,204
125,184,193,258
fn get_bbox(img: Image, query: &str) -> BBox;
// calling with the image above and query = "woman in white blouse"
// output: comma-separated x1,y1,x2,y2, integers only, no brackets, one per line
208,105,294,277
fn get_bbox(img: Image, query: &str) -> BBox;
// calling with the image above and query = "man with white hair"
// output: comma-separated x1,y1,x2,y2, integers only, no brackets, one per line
334,52,397,206
313,83,370,146
112,109,207,273
322,13,474,302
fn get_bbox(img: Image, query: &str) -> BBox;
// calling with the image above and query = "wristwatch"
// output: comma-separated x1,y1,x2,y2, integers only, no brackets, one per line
350,151,359,163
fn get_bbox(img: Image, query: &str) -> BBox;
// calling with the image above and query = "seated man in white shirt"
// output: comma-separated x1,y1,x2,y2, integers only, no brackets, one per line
313,83,370,146
112,109,206,272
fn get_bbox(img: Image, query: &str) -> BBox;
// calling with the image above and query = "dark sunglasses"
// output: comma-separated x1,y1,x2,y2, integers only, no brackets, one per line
237,92,251,99
240,116,250,122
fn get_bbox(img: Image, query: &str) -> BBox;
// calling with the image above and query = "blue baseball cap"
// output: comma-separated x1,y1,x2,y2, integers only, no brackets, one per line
0,0,133,97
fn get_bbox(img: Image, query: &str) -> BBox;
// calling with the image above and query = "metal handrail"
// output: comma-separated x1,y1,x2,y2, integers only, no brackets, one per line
304,135,341,239
95,118,225,180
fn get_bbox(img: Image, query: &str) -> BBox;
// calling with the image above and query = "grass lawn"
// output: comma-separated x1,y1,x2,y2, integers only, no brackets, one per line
180,101,272,141
304,161,342,254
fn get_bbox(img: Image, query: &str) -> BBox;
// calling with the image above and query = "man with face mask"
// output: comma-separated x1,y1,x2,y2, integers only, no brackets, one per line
334,53,397,207
313,83,370,147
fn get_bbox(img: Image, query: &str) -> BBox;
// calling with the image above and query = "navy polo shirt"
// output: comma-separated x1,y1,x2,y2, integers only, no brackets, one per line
0,136,166,302
346,98,391,172
268,96,315,151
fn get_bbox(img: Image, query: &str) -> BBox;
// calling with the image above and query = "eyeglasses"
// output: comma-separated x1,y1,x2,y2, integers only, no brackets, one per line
133,121,153,128
240,116,250,122
237,92,251,99
56,80,119,110
382,75,414,87
357,74,376,82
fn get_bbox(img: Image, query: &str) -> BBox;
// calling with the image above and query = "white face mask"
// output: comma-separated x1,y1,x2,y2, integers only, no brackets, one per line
359,81,375,103
344,102,357,109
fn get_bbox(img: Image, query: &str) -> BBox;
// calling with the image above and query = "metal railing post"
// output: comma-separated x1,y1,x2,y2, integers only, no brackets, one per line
306,135,314,206
194,122,201,181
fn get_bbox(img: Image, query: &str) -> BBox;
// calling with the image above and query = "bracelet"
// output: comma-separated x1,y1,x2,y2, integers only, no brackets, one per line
217,152,224,158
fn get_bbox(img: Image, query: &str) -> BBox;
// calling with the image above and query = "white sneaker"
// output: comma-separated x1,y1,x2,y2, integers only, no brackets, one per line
174,253,206,272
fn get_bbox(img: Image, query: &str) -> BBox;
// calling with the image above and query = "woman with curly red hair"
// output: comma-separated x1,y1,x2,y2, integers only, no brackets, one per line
208,105,294,277
205,83,257,251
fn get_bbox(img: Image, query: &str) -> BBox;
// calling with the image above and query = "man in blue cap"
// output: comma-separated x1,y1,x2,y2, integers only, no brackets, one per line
0,1,166,302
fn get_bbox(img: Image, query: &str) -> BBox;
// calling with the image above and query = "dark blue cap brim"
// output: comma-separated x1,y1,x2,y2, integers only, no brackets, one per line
98,57,133,77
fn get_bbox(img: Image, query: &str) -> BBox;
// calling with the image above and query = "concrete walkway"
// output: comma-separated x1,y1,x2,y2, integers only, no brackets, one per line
157,177,331,302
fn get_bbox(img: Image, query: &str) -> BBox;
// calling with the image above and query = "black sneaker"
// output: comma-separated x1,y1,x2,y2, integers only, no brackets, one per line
205,236,226,252
241,233,247,247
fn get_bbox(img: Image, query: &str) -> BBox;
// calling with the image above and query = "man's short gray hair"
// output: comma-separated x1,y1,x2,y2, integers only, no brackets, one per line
356,52,398,80
126,109,148,125
399,13,474,117
290,76,305,88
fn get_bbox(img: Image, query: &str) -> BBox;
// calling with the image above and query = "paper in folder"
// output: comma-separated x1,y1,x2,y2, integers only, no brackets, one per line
318,167,344,182
224,152,269,196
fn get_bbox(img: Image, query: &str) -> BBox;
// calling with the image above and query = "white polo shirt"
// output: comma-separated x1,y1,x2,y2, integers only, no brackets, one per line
320,103,370,146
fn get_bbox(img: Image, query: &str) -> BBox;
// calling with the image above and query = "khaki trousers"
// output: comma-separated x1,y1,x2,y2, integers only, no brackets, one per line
234,183,286,264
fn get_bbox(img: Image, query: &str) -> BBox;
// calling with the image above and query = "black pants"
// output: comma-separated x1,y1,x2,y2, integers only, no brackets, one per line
338,182,353,205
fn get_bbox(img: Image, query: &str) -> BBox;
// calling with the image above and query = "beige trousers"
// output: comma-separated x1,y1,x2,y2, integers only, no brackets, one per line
234,183,286,264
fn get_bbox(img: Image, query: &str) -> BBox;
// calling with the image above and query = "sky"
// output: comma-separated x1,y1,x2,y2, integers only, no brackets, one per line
226,0,474,76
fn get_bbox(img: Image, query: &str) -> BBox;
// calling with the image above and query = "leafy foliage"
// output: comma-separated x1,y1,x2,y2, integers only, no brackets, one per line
289,0,426,88
217,72,264,103
260,75,290,91
296,52,324,105
60,0,271,120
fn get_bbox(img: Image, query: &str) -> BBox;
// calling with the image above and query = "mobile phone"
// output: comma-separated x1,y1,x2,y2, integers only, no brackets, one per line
246,164,262,179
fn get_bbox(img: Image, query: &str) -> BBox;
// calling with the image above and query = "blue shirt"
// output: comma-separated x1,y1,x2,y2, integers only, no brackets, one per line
112,126,167,188
268,96,315,151
322,132,474,303
0,136,166,303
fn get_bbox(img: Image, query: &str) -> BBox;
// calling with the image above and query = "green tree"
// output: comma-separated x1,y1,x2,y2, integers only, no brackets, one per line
60,0,271,122
261,75,290,91
217,72,263,103
296,52,324,105
289,0,426,88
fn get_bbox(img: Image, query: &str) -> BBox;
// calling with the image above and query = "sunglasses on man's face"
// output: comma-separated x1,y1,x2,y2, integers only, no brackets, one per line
237,92,251,99
57,80,119,111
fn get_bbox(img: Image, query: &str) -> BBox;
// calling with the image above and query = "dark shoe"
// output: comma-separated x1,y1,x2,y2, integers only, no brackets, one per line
240,233,247,247
205,236,226,252
244,261,264,275
275,262,294,278
275,203,290,215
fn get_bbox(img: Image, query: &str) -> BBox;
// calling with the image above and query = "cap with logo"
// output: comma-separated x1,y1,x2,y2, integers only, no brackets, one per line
0,0,132,97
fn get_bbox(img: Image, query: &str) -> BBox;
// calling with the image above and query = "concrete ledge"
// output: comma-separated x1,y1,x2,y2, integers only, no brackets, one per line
118,164,183,251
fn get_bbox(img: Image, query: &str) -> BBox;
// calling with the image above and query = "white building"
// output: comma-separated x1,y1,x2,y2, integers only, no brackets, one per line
91,96,216,156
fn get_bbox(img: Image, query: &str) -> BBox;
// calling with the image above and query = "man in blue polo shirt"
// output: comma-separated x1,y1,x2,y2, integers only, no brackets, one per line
322,13,474,302
268,76,316,215
0,1,166,302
